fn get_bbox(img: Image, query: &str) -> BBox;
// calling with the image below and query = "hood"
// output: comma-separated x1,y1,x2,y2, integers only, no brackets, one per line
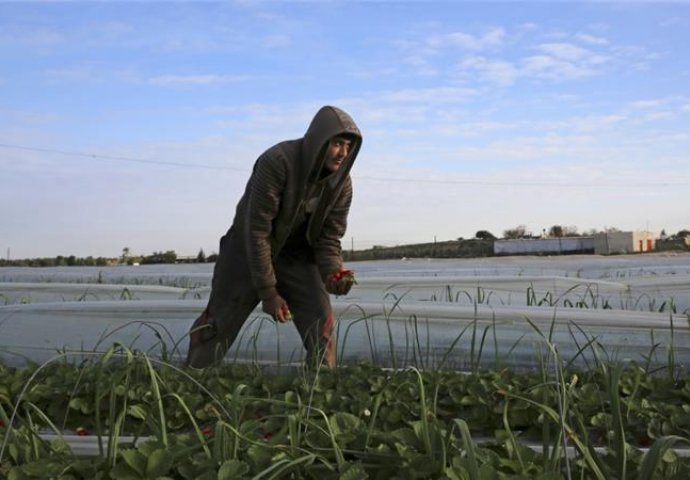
302,105,362,188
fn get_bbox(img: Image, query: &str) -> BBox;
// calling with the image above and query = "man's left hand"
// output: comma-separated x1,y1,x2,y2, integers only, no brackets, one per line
325,269,356,296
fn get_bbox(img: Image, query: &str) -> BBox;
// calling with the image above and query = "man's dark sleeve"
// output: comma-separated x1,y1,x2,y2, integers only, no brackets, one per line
245,154,285,300
313,177,352,280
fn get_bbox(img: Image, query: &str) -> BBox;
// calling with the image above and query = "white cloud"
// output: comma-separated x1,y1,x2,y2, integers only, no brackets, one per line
0,28,64,50
148,74,253,86
429,27,506,51
630,99,663,109
575,33,609,46
538,42,591,61
522,55,595,80
378,86,477,104
459,56,519,86
263,34,290,48
555,114,628,133
642,111,674,121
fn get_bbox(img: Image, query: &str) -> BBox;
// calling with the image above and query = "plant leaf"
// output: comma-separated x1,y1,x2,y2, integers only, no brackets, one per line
146,448,174,478
218,459,250,480
121,449,147,477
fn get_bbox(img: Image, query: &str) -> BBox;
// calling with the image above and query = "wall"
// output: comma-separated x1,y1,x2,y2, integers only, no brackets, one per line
593,231,658,254
494,237,594,255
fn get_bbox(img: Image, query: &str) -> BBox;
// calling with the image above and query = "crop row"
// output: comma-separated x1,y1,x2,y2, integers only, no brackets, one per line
2,344,690,479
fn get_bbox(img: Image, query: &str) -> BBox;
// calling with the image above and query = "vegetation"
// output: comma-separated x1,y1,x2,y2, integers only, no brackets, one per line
1,229,688,267
3,342,690,479
343,239,494,262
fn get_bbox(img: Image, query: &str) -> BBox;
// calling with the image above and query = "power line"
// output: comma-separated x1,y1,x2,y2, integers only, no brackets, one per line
1,141,688,188
0,142,248,172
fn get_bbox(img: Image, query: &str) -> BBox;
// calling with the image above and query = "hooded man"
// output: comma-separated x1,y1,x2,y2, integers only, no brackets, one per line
186,105,362,369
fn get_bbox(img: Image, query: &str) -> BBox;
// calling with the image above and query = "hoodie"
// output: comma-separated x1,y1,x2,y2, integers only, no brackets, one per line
230,106,362,300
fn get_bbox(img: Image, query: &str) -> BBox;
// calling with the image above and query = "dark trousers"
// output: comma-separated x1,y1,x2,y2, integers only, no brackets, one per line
186,229,335,368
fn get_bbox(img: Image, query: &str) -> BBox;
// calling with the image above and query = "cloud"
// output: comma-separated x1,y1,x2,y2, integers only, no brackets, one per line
402,26,624,86
428,27,506,51
575,33,609,46
459,56,519,86
148,73,254,86
0,28,64,50
630,99,663,109
397,26,507,76
642,111,674,121
537,42,591,61
263,34,290,48
522,54,596,80
377,86,477,104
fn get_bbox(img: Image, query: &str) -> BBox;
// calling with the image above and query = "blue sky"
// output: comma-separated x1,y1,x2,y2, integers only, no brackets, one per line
1,1,689,259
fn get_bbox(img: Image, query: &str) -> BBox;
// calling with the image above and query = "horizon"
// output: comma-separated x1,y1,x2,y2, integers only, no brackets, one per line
3,225,685,261
2,1,689,258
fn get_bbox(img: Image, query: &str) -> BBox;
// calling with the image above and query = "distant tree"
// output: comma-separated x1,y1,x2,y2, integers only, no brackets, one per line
475,230,496,240
677,229,690,238
549,225,560,237
503,225,527,239
563,225,579,236
196,248,206,263
141,250,177,264
122,247,130,263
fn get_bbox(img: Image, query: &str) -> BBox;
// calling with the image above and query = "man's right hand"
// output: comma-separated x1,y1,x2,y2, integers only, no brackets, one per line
262,294,292,323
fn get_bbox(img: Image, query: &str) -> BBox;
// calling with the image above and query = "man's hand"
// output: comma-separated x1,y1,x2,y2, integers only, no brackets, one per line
262,294,292,323
325,269,356,296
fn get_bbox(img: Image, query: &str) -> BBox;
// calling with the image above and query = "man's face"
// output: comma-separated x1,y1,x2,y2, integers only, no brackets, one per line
323,136,353,173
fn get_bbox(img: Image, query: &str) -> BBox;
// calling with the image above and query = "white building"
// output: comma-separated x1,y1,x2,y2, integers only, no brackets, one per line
593,231,657,255
494,237,594,256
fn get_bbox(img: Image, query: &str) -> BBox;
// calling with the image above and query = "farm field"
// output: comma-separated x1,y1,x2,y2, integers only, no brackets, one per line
2,253,690,478
1,253,689,369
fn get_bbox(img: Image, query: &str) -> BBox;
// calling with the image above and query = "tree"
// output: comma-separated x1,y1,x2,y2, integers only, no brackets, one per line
548,225,564,238
475,230,496,240
122,247,130,262
503,225,527,239
563,225,579,236
196,248,206,263
141,250,177,264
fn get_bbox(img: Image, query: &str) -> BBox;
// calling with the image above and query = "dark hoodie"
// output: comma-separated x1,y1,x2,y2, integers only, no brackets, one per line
230,106,362,301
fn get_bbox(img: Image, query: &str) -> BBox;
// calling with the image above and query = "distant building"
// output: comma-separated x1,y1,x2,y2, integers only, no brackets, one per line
494,237,594,256
493,231,660,256
593,231,657,255
656,236,690,252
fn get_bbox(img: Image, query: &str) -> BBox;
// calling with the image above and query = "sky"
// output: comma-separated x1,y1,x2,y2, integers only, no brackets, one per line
1,1,689,259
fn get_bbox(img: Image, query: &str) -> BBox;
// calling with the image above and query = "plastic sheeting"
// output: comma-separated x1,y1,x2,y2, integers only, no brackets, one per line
3,275,688,313
2,255,688,370
1,299,688,371
0,282,198,304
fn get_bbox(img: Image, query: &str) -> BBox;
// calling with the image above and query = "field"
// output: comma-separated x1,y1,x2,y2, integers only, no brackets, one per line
2,253,690,478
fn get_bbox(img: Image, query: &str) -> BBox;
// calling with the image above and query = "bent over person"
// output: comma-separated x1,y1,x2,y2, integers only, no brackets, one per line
186,106,362,369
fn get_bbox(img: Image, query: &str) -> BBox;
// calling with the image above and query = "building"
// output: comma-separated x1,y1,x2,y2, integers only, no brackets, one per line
493,231,660,256
592,231,657,255
494,237,594,256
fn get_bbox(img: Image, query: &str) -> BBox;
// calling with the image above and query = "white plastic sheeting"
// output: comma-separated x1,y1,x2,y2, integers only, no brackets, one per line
3,275,688,313
0,282,199,304
1,299,688,370
2,255,688,370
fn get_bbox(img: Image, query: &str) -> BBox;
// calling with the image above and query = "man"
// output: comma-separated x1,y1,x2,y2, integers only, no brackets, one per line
186,105,362,369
